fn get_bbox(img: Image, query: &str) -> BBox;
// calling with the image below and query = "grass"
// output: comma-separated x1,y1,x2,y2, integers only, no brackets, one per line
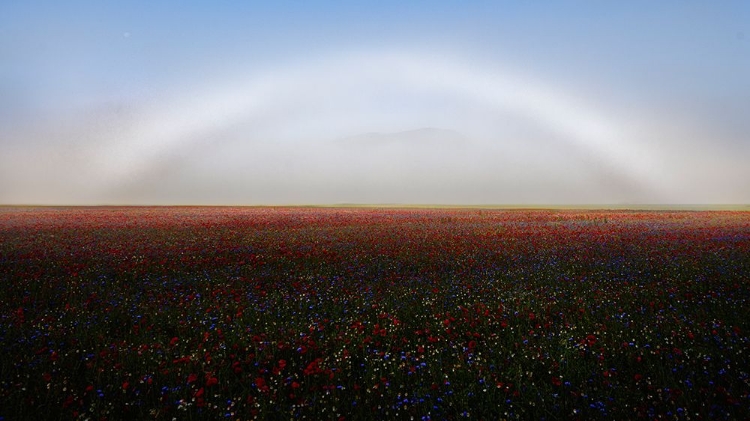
1,207,748,420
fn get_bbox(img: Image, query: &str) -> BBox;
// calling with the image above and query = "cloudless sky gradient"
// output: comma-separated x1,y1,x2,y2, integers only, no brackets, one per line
1,1,748,205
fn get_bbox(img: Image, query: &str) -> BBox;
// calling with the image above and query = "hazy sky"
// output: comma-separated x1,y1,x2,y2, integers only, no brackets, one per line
1,1,748,205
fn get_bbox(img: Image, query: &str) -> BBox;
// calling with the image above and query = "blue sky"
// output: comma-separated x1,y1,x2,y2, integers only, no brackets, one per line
1,1,748,204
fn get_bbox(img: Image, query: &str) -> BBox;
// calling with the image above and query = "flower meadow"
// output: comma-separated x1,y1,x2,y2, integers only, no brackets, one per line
1,207,749,420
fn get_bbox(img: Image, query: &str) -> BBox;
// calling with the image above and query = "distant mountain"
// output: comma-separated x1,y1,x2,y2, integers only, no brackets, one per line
336,127,467,146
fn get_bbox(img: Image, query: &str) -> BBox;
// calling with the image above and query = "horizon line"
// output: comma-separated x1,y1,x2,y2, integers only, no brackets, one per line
1,204,749,211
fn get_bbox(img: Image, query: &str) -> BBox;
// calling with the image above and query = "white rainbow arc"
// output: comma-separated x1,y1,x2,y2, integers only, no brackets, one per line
94,50,673,200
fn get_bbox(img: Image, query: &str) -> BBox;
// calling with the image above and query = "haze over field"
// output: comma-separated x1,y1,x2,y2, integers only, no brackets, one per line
1,1,748,205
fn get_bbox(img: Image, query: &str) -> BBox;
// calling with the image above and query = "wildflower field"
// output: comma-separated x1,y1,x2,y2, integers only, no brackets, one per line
1,207,749,420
